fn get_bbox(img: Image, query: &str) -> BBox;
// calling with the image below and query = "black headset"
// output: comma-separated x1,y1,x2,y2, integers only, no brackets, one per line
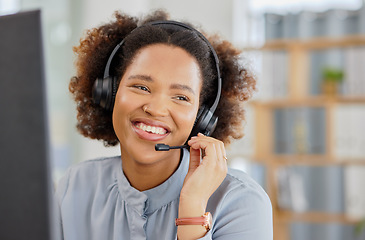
92,20,222,137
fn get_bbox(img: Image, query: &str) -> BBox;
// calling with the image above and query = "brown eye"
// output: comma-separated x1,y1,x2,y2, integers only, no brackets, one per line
175,95,189,102
134,85,150,93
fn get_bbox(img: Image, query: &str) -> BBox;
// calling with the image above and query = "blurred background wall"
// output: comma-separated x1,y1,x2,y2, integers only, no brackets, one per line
0,0,250,179
1,0,365,239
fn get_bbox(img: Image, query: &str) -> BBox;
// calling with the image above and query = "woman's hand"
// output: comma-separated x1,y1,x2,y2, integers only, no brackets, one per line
181,133,228,204
177,133,227,239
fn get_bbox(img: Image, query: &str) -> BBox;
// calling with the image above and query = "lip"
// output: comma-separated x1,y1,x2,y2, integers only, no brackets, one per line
131,118,171,142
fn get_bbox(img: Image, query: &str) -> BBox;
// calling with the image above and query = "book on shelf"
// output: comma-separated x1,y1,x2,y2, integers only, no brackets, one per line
282,13,299,39
257,50,288,100
325,9,358,37
360,5,365,35
342,9,361,35
274,107,326,155
290,222,365,240
277,166,344,213
343,46,365,97
344,165,365,220
277,166,307,212
265,8,363,40
264,13,283,40
334,104,365,160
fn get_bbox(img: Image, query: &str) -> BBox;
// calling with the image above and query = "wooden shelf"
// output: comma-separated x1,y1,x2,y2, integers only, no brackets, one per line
334,159,365,165
271,156,365,166
250,34,365,240
277,210,360,225
248,154,365,166
335,96,365,104
260,35,365,50
249,96,365,108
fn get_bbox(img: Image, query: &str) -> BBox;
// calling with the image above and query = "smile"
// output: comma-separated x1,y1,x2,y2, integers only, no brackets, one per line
135,122,168,135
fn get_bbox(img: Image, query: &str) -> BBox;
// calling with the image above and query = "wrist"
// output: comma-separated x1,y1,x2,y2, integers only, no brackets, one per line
176,212,212,240
178,196,207,218
179,192,208,206
176,212,212,231
177,197,211,240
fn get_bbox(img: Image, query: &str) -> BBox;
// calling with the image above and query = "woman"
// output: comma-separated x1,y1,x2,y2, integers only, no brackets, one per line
56,10,273,240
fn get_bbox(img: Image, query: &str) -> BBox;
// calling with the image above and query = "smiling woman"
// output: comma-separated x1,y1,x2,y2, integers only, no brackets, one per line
113,44,201,191
56,10,273,240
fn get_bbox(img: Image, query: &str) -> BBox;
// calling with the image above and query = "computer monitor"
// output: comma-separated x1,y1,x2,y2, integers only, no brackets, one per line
0,9,56,240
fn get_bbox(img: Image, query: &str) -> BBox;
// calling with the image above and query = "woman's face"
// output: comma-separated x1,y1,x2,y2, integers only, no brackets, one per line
112,43,202,164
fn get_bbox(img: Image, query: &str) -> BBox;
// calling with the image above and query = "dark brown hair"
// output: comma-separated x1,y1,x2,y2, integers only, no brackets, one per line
69,10,256,146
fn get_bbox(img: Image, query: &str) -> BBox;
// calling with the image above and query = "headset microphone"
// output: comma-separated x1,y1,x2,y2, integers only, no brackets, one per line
155,144,189,151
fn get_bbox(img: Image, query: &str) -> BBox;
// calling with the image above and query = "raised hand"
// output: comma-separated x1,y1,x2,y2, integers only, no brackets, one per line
177,133,228,239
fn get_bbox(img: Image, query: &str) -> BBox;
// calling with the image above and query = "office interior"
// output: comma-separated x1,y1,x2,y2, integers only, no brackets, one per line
1,0,365,239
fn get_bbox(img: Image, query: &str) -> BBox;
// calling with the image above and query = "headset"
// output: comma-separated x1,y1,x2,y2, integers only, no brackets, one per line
92,20,222,139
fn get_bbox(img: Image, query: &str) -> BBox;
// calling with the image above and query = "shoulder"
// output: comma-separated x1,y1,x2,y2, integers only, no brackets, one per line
55,156,121,204
207,168,273,239
66,156,121,178
214,168,271,204
209,167,272,214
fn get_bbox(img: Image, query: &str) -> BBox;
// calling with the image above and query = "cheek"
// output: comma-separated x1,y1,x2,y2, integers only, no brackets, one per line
112,90,134,130
174,107,198,134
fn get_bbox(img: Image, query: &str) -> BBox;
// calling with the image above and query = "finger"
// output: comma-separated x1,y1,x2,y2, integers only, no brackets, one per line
188,147,201,171
188,133,215,146
189,134,227,162
189,138,219,165
202,135,227,162
218,141,227,162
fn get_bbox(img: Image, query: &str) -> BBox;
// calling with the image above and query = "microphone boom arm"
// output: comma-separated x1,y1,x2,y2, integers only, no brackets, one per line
155,144,189,151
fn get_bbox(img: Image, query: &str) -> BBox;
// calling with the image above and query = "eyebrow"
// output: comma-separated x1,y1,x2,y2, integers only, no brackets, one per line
127,74,153,82
127,74,196,95
170,83,196,95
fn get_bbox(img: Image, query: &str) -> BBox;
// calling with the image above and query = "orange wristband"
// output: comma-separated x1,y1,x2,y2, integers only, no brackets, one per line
175,212,212,231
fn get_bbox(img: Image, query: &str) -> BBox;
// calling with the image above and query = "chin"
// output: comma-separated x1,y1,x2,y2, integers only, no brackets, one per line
121,140,158,161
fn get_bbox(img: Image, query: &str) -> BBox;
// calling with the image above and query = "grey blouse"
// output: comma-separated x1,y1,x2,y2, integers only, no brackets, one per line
55,149,273,240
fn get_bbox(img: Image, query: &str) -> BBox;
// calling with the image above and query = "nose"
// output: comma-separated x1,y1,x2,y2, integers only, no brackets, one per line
143,95,169,117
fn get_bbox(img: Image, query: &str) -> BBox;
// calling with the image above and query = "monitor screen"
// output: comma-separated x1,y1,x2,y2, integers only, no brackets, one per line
0,9,56,240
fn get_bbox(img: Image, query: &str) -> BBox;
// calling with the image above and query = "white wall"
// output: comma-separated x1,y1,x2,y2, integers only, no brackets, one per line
80,0,235,40
80,0,149,30
148,0,234,40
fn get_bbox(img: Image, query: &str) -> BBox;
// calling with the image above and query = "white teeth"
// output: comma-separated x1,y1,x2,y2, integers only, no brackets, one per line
136,122,167,135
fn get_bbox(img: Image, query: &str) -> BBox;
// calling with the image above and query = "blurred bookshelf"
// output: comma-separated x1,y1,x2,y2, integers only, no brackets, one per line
244,5,365,240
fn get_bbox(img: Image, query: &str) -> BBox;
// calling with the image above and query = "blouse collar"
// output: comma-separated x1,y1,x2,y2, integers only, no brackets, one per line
116,148,189,216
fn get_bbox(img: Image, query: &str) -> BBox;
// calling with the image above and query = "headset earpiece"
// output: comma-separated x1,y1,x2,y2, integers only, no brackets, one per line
189,105,218,138
92,76,117,111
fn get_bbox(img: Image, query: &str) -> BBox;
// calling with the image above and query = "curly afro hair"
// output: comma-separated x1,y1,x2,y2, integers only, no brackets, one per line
69,10,256,146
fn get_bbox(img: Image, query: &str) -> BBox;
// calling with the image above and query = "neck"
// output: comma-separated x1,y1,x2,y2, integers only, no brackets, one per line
121,147,182,191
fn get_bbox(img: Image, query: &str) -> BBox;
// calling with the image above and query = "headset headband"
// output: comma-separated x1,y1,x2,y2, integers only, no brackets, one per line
103,20,222,115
